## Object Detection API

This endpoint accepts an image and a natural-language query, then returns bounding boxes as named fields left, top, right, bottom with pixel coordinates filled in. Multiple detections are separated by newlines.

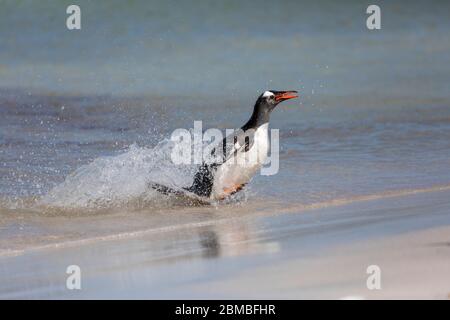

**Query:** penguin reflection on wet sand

left=153, top=90, right=298, bottom=202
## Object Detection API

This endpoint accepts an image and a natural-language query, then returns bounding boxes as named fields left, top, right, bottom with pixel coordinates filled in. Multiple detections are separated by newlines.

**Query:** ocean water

left=1, top=1, right=450, bottom=250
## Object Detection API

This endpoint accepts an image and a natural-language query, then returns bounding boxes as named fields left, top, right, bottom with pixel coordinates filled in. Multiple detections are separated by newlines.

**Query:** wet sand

left=1, top=188, right=450, bottom=299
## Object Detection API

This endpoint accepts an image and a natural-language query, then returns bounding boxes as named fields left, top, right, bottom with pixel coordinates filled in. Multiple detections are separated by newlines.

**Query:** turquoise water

left=1, top=0, right=449, bottom=98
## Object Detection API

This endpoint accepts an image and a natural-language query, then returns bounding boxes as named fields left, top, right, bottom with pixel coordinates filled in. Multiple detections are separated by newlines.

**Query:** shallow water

left=1, top=1, right=450, bottom=251
left=2, top=188, right=450, bottom=298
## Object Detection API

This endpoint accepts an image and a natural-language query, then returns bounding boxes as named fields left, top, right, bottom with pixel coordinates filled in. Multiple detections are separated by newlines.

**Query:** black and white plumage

left=185, top=90, right=298, bottom=200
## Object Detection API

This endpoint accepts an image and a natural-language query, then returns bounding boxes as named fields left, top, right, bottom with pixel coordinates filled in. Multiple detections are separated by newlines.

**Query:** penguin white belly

left=211, top=124, right=269, bottom=200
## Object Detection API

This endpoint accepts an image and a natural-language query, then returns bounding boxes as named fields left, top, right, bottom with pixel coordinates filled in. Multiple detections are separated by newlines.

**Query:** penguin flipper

left=150, top=182, right=212, bottom=205
left=150, top=182, right=186, bottom=197
left=207, top=129, right=255, bottom=165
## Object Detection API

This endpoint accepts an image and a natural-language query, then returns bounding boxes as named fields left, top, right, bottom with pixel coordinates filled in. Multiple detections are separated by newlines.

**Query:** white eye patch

left=262, top=91, right=274, bottom=98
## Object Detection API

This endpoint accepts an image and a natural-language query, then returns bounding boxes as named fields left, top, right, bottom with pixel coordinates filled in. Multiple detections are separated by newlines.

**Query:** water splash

left=39, top=140, right=198, bottom=209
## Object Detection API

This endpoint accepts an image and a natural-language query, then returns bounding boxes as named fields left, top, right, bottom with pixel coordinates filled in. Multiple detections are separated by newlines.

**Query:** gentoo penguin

left=185, top=90, right=298, bottom=200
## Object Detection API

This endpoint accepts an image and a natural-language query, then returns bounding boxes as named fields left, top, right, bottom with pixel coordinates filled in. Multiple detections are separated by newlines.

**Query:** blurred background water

left=1, top=0, right=450, bottom=209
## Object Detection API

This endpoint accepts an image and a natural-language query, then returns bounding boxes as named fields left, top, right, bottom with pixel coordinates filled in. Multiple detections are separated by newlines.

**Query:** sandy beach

left=1, top=187, right=449, bottom=299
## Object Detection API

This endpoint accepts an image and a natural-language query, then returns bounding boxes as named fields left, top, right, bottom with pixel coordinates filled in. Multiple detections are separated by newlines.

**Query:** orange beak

left=274, top=91, right=299, bottom=102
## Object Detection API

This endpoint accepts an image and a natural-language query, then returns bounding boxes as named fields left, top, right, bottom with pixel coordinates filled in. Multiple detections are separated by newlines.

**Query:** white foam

left=40, top=140, right=197, bottom=209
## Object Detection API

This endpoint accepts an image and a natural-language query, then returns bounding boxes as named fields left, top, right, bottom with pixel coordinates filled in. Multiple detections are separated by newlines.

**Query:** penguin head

left=256, top=90, right=298, bottom=113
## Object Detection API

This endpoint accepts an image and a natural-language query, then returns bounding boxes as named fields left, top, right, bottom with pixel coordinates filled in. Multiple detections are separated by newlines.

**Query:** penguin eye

left=270, top=95, right=275, bottom=100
